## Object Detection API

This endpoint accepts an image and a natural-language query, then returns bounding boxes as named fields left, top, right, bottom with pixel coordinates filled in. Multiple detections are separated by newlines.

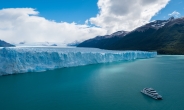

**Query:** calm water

left=0, top=55, right=184, bottom=110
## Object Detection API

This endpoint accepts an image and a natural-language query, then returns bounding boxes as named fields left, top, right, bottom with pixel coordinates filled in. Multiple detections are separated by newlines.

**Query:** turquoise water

left=0, top=55, right=184, bottom=110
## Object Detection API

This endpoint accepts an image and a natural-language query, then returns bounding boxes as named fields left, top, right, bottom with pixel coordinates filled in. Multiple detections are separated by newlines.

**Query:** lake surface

left=0, top=55, right=184, bottom=110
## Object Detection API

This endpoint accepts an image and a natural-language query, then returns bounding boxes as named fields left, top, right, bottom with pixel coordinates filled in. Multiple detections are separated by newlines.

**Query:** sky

left=0, top=0, right=184, bottom=44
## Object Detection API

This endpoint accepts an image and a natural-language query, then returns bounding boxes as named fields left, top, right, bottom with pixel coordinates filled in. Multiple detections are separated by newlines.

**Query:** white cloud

left=0, top=8, right=106, bottom=44
left=0, top=0, right=170, bottom=44
left=90, top=0, right=170, bottom=33
left=168, top=11, right=181, bottom=17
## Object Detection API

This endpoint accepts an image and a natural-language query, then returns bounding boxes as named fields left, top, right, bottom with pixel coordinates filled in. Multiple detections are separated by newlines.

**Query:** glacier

left=0, top=47, right=157, bottom=75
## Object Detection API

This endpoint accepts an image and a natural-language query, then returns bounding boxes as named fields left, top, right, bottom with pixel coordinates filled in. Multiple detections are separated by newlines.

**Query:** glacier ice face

left=0, top=47, right=157, bottom=75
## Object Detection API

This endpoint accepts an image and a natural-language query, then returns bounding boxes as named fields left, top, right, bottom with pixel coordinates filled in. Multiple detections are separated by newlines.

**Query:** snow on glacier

left=0, top=47, right=157, bottom=75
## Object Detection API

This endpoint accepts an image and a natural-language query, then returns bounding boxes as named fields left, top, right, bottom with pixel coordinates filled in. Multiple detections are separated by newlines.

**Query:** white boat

left=141, top=88, right=162, bottom=100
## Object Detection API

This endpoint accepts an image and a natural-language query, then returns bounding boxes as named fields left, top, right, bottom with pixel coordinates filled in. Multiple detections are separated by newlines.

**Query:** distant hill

left=67, top=41, right=81, bottom=46
left=78, top=17, right=184, bottom=55
left=16, top=42, right=65, bottom=47
left=0, top=40, right=15, bottom=47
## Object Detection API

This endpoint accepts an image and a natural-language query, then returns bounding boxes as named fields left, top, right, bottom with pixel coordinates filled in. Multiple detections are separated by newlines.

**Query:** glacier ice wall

left=0, top=47, right=157, bottom=75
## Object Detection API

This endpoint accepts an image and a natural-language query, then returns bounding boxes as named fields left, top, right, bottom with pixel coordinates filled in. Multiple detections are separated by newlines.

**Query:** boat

left=141, top=88, right=162, bottom=100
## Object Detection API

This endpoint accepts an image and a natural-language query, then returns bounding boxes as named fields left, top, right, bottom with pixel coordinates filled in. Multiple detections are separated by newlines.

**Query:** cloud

left=0, top=0, right=170, bottom=44
left=90, top=0, right=170, bottom=33
left=0, top=8, right=106, bottom=44
left=168, top=11, right=181, bottom=17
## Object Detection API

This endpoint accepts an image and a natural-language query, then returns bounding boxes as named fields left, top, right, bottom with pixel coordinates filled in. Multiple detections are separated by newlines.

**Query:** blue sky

left=0, top=0, right=98, bottom=23
left=152, top=0, right=184, bottom=20
left=0, top=0, right=183, bottom=23
left=0, top=0, right=183, bottom=44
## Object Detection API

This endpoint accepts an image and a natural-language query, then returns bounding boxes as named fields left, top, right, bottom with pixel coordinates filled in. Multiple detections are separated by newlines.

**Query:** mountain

left=78, top=17, right=184, bottom=55
left=0, top=40, right=15, bottom=47
left=133, top=17, right=174, bottom=32
left=67, top=41, right=81, bottom=46
left=77, top=31, right=129, bottom=49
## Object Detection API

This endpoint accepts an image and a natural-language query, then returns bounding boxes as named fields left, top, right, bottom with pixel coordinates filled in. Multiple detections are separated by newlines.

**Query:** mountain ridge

left=0, top=40, right=15, bottom=47
left=78, top=17, right=184, bottom=55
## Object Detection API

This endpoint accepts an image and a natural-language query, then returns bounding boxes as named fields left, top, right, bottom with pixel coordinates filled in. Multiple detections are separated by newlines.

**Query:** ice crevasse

left=0, top=47, right=157, bottom=75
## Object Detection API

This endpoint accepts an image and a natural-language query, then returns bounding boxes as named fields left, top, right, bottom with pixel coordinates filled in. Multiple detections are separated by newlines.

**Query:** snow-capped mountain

left=78, top=16, right=184, bottom=54
left=106, top=31, right=129, bottom=38
left=95, top=31, right=129, bottom=40
left=77, top=30, right=129, bottom=48
left=133, top=17, right=175, bottom=32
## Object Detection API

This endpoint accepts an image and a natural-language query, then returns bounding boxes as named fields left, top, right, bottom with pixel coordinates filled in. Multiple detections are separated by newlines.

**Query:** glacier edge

left=0, top=47, right=157, bottom=75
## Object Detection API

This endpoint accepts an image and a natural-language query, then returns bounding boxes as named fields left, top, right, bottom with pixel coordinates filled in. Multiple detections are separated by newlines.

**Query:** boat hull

left=141, top=91, right=162, bottom=100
